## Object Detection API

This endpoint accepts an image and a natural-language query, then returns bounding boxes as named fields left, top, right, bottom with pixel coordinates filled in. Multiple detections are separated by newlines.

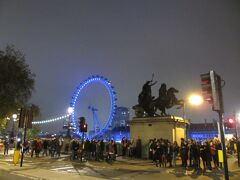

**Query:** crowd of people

left=148, top=137, right=240, bottom=172
left=1, top=136, right=64, bottom=158
left=1, top=136, right=142, bottom=164
left=1, top=135, right=240, bottom=169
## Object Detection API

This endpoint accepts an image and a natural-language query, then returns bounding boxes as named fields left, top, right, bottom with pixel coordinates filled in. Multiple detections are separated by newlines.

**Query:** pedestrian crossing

left=50, top=165, right=87, bottom=174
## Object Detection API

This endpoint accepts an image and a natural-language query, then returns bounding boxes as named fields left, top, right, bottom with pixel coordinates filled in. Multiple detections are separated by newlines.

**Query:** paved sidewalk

left=1, top=151, right=240, bottom=180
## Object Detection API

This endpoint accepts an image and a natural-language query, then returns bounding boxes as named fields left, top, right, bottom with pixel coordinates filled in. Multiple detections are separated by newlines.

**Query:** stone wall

left=130, top=116, right=188, bottom=159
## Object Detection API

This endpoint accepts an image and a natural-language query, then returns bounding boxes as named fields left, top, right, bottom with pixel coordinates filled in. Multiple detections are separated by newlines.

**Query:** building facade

left=187, top=122, right=234, bottom=141
left=111, top=106, right=130, bottom=128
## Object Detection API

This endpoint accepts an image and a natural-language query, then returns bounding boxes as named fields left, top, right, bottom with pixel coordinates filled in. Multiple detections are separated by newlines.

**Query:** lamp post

left=11, top=114, right=17, bottom=138
left=182, top=94, right=203, bottom=139
left=66, top=107, right=73, bottom=138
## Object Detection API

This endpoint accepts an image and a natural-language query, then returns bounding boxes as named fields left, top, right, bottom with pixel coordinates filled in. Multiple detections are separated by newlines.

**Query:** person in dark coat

left=172, top=141, right=179, bottom=167
left=136, top=137, right=142, bottom=158
left=180, top=138, right=188, bottom=168
left=154, top=141, right=161, bottom=167
left=3, top=139, right=9, bottom=155
left=161, top=140, right=168, bottom=168
left=31, top=139, right=37, bottom=157
left=113, top=141, right=118, bottom=160
left=71, top=139, right=79, bottom=160
left=151, top=139, right=157, bottom=162
left=205, top=141, right=212, bottom=170
left=166, top=142, right=173, bottom=167
left=200, top=141, right=212, bottom=172
left=42, top=139, right=49, bottom=156
left=100, top=140, right=105, bottom=160
left=191, top=140, right=200, bottom=170
left=84, top=139, right=90, bottom=160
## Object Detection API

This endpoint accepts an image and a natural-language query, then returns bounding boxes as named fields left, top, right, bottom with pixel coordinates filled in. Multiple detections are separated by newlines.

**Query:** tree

left=26, top=126, right=41, bottom=140
left=0, top=45, right=35, bottom=119
left=0, top=117, right=8, bottom=133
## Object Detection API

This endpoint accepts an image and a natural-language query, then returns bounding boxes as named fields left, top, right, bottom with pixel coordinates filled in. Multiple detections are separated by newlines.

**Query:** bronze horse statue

left=153, top=84, right=183, bottom=116
left=133, top=80, right=183, bottom=118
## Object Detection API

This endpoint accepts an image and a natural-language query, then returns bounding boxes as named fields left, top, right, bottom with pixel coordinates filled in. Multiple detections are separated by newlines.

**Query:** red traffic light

left=228, top=118, right=234, bottom=124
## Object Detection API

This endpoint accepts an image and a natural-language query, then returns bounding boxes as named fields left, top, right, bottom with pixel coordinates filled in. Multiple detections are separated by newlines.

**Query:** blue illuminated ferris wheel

left=70, top=75, right=117, bottom=139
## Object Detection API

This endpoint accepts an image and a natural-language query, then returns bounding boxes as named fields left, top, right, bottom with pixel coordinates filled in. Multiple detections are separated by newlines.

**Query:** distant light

left=12, top=114, right=17, bottom=119
left=17, top=138, right=21, bottom=142
left=32, top=114, right=70, bottom=124
left=228, top=118, right=234, bottom=124
left=237, top=113, right=240, bottom=122
left=188, top=94, right=203, bottom=106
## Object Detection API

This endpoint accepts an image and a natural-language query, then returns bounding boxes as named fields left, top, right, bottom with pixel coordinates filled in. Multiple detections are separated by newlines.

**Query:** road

left=0, top=169, right=33, bottom=180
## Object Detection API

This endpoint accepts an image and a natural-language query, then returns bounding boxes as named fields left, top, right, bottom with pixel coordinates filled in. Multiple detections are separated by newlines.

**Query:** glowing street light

left=67, top=107, right=73, bottom=115
left=12, top=114, right=17, bottom=121
left=182, top=94, right=203, bottom=119
left=188, top=94, right=203, bottom=106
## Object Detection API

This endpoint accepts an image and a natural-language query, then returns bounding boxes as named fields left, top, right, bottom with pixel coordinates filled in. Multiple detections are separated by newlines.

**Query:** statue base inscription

left=130, top=116, right=189, bottom=159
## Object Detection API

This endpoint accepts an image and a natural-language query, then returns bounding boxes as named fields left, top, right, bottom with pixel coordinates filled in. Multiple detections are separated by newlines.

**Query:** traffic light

left=200, top=72, right=212, bottom=102
left=79, top=117, right=87, bottom=132
left=200, top=70, right=223, bottom=112
left=19, top=108, right=26, bottom=128
left=83, top=123, right=88, bottom=132
left=224, top=118, right=235, bottom=129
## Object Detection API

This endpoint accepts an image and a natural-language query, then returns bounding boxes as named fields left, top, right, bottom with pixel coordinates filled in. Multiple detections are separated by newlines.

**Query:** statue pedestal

left=130, top=116, right=188, bottom=159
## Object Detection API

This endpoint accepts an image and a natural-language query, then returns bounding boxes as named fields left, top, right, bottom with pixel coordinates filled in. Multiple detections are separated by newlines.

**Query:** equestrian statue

left=133, top=76, right=183, bottom=118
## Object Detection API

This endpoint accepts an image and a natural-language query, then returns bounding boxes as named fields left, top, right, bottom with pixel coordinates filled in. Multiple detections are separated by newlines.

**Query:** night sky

left=1, top=0, right=240, bottom=132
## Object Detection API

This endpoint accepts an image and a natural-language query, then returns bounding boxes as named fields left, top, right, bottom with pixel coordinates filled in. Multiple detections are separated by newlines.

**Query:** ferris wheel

left=69, top=75, right=117, bottom=139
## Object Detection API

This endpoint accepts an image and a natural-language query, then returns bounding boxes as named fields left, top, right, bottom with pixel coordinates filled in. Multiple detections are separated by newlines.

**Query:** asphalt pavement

left=0, top=169, right=33, bottom=180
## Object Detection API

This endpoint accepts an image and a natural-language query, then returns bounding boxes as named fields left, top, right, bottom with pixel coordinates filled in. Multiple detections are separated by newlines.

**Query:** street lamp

left=11, top=114, right=17, bottom=139
left=188, top=94, right=203, bottom=106
left=65, top=107, right=74, bottom=139
left=182, top=94, right=203, bottom=119
left=67, top=107, right=73, bottom=115
left=12, top=114, right=17, bottom=121
left=181, top=94, right=203, bottom=141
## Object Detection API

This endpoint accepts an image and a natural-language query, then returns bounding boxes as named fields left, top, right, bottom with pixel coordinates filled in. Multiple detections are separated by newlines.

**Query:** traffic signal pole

left=201, top=70, right=229, bottom=180
left=218, top=111, right=229, bottom=180
left=81, top=132, right=84, bottom=162
left=20, top=124, right=27, bottom=167
left=234, top=112, right=238, bottom=139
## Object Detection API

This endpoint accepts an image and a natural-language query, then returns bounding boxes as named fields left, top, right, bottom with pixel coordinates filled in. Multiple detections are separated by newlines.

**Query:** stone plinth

left=130, top=116, right=188, bottom=159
